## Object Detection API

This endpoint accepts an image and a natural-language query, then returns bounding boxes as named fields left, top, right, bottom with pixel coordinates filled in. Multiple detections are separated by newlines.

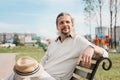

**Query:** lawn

left=0, top=46, right=120, bottom=80
left=0, top=46, right=45, bottom=61
left=94, top=53, right=120, bottom=80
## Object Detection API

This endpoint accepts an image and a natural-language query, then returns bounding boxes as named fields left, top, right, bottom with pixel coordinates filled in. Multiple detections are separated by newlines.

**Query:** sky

left=0, top=0, right=120, bottom=39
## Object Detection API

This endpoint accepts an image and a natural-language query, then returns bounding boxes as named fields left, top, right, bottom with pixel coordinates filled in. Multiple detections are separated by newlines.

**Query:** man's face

left=57, top=15, right=73, bottom=36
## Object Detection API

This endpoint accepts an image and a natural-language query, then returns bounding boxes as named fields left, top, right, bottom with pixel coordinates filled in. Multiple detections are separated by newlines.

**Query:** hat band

left=14, top=65, right=40, bottom=76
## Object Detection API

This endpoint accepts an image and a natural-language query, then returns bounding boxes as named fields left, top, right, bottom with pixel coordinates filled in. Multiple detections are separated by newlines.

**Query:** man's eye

left=66, top=21, right=70, bottom=23
left=60, top=22, right=64, bottom=24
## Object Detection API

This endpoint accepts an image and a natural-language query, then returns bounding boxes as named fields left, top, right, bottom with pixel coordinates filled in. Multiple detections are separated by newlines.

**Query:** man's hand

left=77, top=46, right=94, bottom=66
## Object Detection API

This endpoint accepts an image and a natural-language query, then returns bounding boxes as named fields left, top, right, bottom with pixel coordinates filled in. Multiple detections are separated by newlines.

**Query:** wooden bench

left=71, top=54, right=112, bottom=80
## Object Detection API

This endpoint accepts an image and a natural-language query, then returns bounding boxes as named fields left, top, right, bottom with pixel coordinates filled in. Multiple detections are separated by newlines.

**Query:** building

left=0, top=33, right=37, bottom=45
left=108, top=26, right=120, bottom=41
left=95, top=27, right=109, bottom=36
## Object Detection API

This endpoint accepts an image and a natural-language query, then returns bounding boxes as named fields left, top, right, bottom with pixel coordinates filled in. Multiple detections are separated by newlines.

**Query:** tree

left=13, top=34, right=21, bottom=46
left=83, top=0, right=105, bottom=34
left=109, top=0, right=120, bottom=48
left=2, top=39, right=7, bottom=44
left=83, top=0, right=96, bottom=41
left=109, top=0, right=114, bottom=48
left=98, top=0, right=103, bottom=34
left=93, top=0, right=104, bottom=34
left=114, top=0, right=120, bottom=48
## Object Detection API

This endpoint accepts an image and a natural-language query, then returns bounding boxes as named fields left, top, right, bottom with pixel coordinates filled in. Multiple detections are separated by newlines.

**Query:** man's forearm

left=94, top=46, right=108, bottom=57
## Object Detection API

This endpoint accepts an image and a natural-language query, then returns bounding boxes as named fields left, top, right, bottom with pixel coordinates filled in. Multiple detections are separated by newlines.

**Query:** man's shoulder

left=74, top=35, right=85, bottom=40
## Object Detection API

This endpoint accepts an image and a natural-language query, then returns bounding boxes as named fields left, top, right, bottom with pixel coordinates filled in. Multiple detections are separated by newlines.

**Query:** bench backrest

left=71, top=54, right=112, bottom=80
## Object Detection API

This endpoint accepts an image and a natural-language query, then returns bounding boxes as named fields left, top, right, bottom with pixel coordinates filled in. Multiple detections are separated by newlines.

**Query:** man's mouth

left=61, top=29, right=70, bottom=36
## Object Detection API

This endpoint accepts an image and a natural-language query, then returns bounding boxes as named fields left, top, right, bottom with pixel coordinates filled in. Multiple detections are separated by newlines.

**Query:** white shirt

left=40, top=35, right=94, bottom=80
left=3, top=71, right=56, bottom=80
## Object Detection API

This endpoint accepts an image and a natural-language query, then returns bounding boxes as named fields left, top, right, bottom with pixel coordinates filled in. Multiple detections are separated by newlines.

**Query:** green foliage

left=36, top=40, right=41, bottom=46
left=35, top=40, right=48, bottom=51
left=83, top=0, right=95, bottom=12
left=2, top=39, right=7, bottom=44
left=13, top=34, right=24, bottom=46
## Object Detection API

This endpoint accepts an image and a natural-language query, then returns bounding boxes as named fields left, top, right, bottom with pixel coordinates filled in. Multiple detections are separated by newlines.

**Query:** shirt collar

left=55, top=33, right=76, bottom=42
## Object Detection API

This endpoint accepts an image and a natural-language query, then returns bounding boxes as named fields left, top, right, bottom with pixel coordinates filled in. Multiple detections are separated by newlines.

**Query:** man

left=40, top=12, right=108, bottom=80
left=4, top=12, right=108, bottom=80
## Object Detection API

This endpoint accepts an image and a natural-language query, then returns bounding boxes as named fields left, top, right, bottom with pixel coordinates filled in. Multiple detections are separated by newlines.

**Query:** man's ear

left=72, top=23, right=74, bottom=27
left=56, top=26, right=59, bottom=30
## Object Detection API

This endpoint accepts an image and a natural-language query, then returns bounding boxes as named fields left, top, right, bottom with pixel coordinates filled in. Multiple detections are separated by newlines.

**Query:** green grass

left=94, top=53, right=120, bottom=80
left=0, top=46, right=120, bottom=80
left=0, top=46, right=45, bottom=61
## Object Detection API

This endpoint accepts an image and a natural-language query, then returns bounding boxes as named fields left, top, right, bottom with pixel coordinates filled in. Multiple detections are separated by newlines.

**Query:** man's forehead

left=58, top=15, right=71, bottom=21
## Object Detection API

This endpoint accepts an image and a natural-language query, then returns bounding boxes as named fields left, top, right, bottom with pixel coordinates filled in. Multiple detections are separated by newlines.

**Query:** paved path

left=0, top=53, right=16, bottom=80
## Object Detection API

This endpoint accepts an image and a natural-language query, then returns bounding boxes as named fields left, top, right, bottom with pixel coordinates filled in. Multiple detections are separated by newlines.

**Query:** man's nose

left=63, top=22, right=67, bottom=26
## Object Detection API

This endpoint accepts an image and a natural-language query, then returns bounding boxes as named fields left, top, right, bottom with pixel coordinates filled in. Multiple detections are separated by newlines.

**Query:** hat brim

left=14, top=64, right=44, bottom=78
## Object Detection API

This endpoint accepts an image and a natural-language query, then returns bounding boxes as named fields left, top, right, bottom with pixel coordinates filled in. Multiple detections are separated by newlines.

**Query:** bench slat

left=74, top=68, right=91, bottom=79
left=71, top=56, right=112, bottom=80
left=79, top=61, right=96, bottom=70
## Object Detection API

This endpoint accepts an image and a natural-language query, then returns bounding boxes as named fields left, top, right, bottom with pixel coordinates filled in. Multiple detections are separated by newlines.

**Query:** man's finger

left=82, top=55, right=91, bottom=66
left=77, top=54, right=82, bottom=65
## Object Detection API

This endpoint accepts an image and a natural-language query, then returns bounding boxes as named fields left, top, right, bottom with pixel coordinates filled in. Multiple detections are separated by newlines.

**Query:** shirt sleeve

left=77, top=36, right=94, bottom=52
left=40, top=43, right=52, bottom=66
left=40, top=51, right=49, bottom=66
left=102, top=49, right=108, bottom=57
left=78, top=36, right=108, bottom=57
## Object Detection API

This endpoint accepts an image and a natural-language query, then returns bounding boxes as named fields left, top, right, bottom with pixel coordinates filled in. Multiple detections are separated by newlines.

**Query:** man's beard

left=57, top=28, right=74, bottom=36
left=61, top=30, right=70, bottom=36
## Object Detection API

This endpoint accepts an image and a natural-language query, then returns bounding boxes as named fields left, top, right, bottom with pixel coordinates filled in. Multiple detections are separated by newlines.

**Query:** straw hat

left=14, top=56, right=44, bottom=78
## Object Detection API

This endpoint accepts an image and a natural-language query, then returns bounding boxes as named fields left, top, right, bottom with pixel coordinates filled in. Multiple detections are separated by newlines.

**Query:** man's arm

left=77, top=46, right=94, bottom=66
left=40, top=53, right=49, bottom=66
left=77, top=45, right=108, bottom=66
left=94, top=46, right=108, bottom=57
